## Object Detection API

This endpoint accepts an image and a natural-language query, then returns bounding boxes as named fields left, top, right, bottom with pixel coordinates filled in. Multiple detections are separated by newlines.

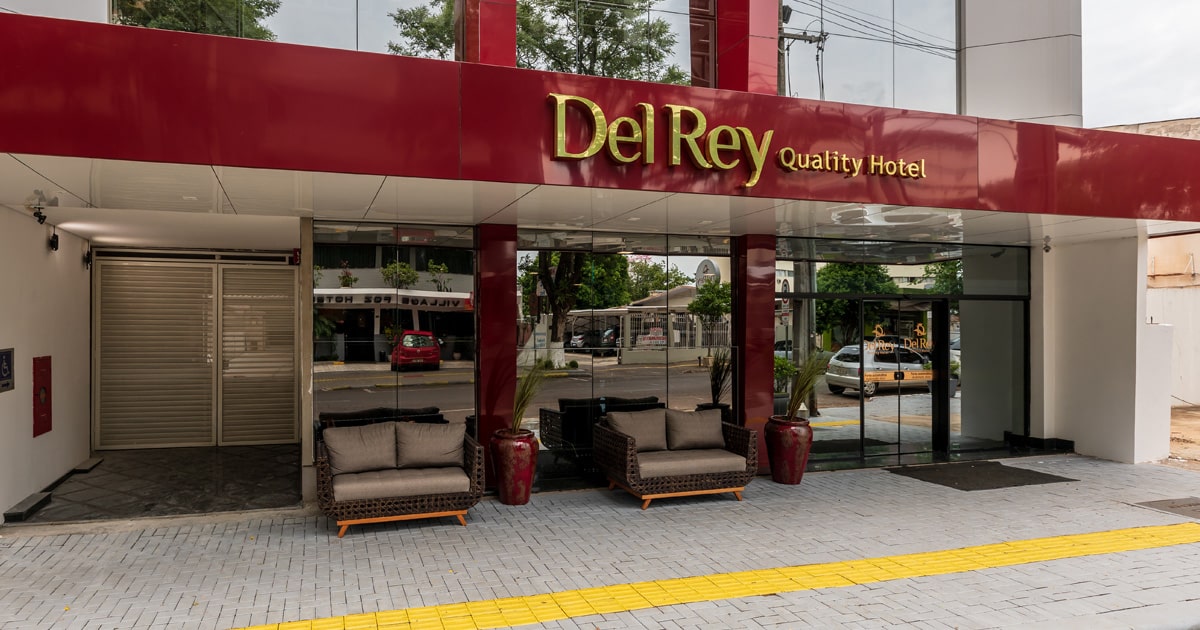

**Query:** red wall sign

left=33, top=356, right=51, bottom=437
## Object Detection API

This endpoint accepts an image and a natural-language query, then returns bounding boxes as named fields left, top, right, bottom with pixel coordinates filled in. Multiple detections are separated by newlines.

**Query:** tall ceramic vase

left=489, top=429, right=538, bottom=505
left=764, top=416, right=814, bottom=485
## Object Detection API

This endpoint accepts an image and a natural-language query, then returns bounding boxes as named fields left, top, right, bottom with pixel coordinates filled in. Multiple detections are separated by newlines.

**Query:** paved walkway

left=3, top=454, right=1200, bottom=629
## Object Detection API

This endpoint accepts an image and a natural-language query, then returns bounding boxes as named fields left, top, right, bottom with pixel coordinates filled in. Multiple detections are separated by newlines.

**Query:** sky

left=1082, top=0, right=1200, bottom=127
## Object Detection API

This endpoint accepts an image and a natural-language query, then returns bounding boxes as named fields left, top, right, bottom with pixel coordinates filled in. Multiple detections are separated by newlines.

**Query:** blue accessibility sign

left=0, top=348, right=13, bottom=393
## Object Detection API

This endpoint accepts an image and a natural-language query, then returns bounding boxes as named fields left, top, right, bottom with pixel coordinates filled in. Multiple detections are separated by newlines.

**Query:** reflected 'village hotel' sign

left=548, top=93, right=928, bottom=188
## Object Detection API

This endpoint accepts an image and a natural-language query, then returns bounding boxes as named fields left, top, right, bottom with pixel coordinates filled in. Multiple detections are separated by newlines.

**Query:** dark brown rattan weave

left=316, top=435, right=484, bottom=534
left=593, top=420, right=757, bottom=505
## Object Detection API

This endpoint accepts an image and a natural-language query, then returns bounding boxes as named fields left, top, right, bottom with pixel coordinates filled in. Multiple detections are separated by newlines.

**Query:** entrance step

left=73, top=457, right=104, bottom=473
left=4, top=492, right=50, bottom=522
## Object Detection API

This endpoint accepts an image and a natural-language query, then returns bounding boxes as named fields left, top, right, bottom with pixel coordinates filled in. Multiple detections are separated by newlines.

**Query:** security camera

left=1042, top=236, right=1052, bottom=253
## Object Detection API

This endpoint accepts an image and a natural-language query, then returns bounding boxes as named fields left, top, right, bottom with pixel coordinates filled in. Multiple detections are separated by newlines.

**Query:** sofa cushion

left=636, top=449, right=747, bottom=478
left=396, top=422, right=465, bottom=468
left=607, top=408, right=667, bottom=452
left=331, top=467, right=470, bottom=502
left=666, top=408, right=725, bottom=450
left=323, top=422, right=397, bottom=476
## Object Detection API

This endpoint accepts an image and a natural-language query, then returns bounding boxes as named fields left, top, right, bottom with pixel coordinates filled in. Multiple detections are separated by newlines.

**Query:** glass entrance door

left=860, top=300, right=935, bottom=458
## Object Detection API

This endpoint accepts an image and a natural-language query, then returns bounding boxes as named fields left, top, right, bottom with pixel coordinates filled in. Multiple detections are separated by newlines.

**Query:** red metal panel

left=733, top=236, right=775, bottom=473
left=478, top=0, right=517, bottom=66
left=0, top=14, right=462, bottom=179
left=7, top=14, right=1200, bottom=222
left=715, top=0, right=778, bottom=94
left=474, top=224, right=517, bottom=485
left=33, top=356, right=51, bottom=438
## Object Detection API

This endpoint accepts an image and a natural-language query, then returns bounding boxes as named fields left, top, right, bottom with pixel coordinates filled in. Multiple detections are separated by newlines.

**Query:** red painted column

left=734, top=234, right=776, bottom=473
left=455, top=0, right=517, bottom=66
left=475, top=224, right=518, bottom=485
left=715, top=0, right=779, bottom=94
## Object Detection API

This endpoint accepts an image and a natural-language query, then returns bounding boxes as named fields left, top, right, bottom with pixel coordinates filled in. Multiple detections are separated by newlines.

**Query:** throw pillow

left=666, top=408, right=725, bottom=450
left=396, top=422, right=465, bottom=468
left=324, top=422, right=397, bottom=476
left=606, top=408, right=668, bottom=452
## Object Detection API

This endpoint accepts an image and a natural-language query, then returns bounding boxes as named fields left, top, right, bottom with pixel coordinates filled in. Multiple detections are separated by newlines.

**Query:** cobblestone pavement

left=3, top=454, right=1200, bottom=629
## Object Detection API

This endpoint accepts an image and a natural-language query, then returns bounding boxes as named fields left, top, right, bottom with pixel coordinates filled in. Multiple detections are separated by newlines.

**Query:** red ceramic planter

left=489, top=429, right=538, bottom=505
left=764, top=416, right=814, bottom=485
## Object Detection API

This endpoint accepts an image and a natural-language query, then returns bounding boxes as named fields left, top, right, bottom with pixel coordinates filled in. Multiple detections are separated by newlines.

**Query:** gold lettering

left=664, top=104, right=712, bottom=168
left=739, top=128, right=773, bottom=187
left=549, top=93, right=606, bottom=160
left=849, top=157, right=863, bottom=177
left=637, top=102, right=655, bottom=164
left=707, top=125, right=741, bottom=170
left=777, top=146, right=798, bottom=172
left=869, top=154, right=884, bottom=174
left=918, top=159, right=926, bottom=178
left=606, top=116, right=642, bottom=164
left=905, top=162, right=920, bottom=178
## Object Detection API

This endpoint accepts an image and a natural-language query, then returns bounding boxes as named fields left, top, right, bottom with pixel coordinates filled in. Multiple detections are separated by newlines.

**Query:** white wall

left=1043, top=236, right=1170, bottom=462
left=0, top=210, right=91, bottom=519
left=959, top=0, right=1083, bottom=126
left=1147, top=288, right=1200, bottom=406
left=1, top=0, right=107, bottom=22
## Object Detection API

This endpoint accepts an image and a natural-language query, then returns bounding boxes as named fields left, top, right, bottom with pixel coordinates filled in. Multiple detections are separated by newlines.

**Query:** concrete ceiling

left=3, top=153, right=1198, bottom=252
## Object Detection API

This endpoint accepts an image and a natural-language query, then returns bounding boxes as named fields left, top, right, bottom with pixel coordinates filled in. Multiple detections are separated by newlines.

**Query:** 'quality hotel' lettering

left=549, top=92, right=928, bottom=187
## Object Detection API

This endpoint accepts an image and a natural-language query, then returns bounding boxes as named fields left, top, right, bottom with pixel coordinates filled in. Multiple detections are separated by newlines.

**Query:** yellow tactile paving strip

left=237, top=522, right=1200, bottom=630
left=809, top=419, right=859, bottom=428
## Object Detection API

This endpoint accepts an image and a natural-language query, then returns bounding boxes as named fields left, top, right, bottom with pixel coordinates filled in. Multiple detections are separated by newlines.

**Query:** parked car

left=390, top=330, right=441, bottom=371
left=774, top=339, right=793, bottom=360
left=569, top=333, right=586, bottom=349
left=593, top=327, right=620, bottom=356
left=825, top=344, right=928, bottom=396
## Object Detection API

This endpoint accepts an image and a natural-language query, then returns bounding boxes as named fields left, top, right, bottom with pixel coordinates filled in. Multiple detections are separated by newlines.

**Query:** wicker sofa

left=593, top=407, right=757, bottom=509
left=316, top=406, right=445, bottom=438
left=316, top=421, right=483, bottom=537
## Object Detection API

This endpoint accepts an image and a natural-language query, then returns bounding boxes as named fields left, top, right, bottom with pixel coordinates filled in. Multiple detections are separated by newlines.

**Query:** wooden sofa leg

left=337, top=524, right=350, bottom=538
left=641, top=498, right=652, bottom=510
left=733, top=491, right=743, bottom=502
left=456, top=514, right=467, bottom=526
left=608, top=480, right=617, bottom=490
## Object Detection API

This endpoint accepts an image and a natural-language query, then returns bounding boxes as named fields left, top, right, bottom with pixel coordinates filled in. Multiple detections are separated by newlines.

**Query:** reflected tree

left=112, top=0, right=280, bottom=39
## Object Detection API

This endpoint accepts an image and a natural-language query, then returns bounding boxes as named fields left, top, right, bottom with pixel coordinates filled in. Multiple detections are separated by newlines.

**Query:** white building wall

left=1046, top=236, right=1168, bottom=462
left=959, top=0, right=1083, bottom=126
left=0, top=210, right=91, bottom=518
left=1147, top=288, right=1200, bottom=406
left=1, top=0, right=107, bottom=21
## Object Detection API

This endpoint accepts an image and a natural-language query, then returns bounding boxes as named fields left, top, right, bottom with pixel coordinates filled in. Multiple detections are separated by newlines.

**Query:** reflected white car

left=825, top=344, right=928, bottom=396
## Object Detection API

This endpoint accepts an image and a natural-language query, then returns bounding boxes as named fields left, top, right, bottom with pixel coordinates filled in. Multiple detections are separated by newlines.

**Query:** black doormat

left=885, top=460, right=1076, bottom=491
left=811, top=438, right=890, bottom=454
left=1137, top=497, right=1200, bottom=519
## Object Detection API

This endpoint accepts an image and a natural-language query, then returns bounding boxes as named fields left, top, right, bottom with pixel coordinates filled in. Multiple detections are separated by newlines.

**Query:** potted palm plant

left=696, top=348, right=733, bottom=423
left=764, top=351, right=825, bottom=485
left=489, top=362, right=546, bottom=505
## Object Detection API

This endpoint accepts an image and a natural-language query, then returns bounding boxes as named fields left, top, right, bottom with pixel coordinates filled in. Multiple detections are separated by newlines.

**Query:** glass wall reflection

left=312, top=223, right=476, bottom=455
left=518, top=230, right=732, bottom=489
left=782, top=0, right=957, bottom=112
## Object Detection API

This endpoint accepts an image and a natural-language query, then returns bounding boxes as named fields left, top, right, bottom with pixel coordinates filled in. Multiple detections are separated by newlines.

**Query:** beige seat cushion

left=396, top=422, right=465, bottom=468
left=332, top=467, right=470, bottom=502
left=323, top=422, right=397, bottom=476
left=607, top=408, right=668, bottom=452
left=666, top=408, right=725, bottom=450
left=636, top=449, right=746, bottom=478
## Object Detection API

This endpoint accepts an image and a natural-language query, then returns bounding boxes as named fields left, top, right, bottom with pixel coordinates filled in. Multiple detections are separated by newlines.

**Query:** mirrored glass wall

left=311, top=223, right=476, bottom=450
left=776, top=237, right=1029, bottom=465
left=517, top=230, right=734, bottom=488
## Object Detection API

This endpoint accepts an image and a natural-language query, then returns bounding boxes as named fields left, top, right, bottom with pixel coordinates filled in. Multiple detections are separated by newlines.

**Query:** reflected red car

left=390, top=330, right=441, bottom=371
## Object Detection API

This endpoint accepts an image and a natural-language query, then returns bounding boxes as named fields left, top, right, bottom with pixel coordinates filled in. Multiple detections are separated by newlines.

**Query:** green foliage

left=512, top=363, right=547, bottom=432
left=112, top=0, right=280, bottom=40
left=313, top=309, right=336, bottom=339
left=783, top=352, right=826, bottom=421
left=814, top=264, right=899, bottom=345
left=773, top=355, right=796, bottom=393
left=687, top=281, right=731, bottom=352
left=708, top=348, right=733, bottom=405
left=922, top=260, right=962, bottom=295
left=389, top=0, right=688, bottom=84
left=427, top=261, right=451, bottom=292
left=338, top=260, right=358, bottom=288
left=540, top=358, right=556, bottom=370
left=567, top=359, right=579, bottom=369
left=381, top=261, right=419, bottom=289
left=627, top=255, right=690, bottom=302
left=574, top=255, right=630, bottom=309
left=312, top=265, right=324, bottom=288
